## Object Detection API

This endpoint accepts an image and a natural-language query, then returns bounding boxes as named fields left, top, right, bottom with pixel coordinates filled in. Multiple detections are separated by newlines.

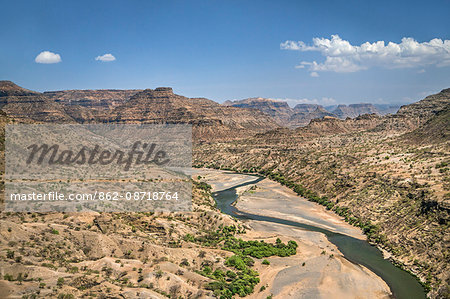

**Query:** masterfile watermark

left=26, top=141, right=170, bottom=170
left=4, top=124, right=192, bottom=212
left=9, top=190, right=181, bottom=202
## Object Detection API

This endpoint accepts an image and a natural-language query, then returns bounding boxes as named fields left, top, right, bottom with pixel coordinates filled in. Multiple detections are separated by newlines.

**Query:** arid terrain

left=0, top=80, right=448, bottom=298
left=196, top=168, right=392, bottom=299
left=194, top=89, right=450, bottom=298
left=0, top=179, right=269, bottom=298
left=223, top=97, right=397, bottom=128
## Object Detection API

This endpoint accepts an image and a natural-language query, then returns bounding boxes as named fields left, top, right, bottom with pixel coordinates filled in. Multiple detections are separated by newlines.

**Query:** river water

left=211, top=173, right=426, bottom=299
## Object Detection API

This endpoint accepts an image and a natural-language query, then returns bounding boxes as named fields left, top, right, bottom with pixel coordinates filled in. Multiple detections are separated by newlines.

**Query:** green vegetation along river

left=211, top=173, right=426, bottom=299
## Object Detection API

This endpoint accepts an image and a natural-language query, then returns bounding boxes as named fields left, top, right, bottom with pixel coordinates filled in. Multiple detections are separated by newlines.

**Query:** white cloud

left=310, top=72, right=319, bottom=77
left=35, top=51, right=62, bottom=64
left=95, top=53, right=116, bottom=62
left=281, top=35, right=450, bottom=75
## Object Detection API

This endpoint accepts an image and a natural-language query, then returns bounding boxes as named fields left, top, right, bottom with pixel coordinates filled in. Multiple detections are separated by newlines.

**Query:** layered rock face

left=289, top=105, right=337, bottom=127
left=109, top=88, right=279, bottom=141
left=293, top=104, right=322, bottom=113
left=224, top=98, right=385, bottom=128
left=374, top=104, right=401, bottom=115
left=404, top=107, right=450, bottom=144
left=396, top=88, right=450, bottom=122
left=299, top=113, right=383, bottom=136
left=224, top=98, right=338, bottom=128
left=302, top=90, right=450, bottom=135
left=0, top=82, right=279, bottom=141
left=375, top=88, right=450, bottom=132
left=0, top=80, right=38, bottom=98
left=44, top=89, right=141, bottom=110
left=0, top=81, right=74, bottom=123
left=332, top=103, right=380, bottom=119
left=223, top=97, right=293, bottom=126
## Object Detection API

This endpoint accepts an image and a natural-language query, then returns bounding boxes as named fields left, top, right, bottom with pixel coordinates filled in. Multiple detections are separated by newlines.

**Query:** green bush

left=183, top=234, right=195, bottom=242
left=222, top=236, right=298, bottom=258
left=194, top=225, right=297, bottom=298
left=195, top=181, right=212, bottom=191
left=57, top=277, right=64, bottom=287
left=6, top=250, right=14, bottom=259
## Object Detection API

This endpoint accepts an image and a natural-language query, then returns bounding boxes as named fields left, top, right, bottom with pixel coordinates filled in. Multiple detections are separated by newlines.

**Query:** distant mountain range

left=0, top=81, right=279, bottom=141
left=324, top=104, right=401, bottom=116
left=44, top=89, right=142, bottom=110
left=224, top=97, right=401, bottom=128
left=0, top=80, right=442, bottom=138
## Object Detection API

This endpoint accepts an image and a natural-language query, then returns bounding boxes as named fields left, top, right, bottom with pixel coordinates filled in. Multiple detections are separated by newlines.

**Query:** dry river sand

left=197, top=169, right=392, bottom=299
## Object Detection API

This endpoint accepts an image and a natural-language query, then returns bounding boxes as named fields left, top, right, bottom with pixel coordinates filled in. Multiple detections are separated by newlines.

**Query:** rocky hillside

left=224, top=97, right=388, bottom=128
left=403, top=106, right=450, bottom=144
left=223, top=97, right=294, bottom=126
left=194, top=89, right=450, bottom=298
left=0, top=81, right=74, bottom=123
left=289, top=105, right=337, bottom=127
left=332, top=103, right=380, bottom=119
left=0, top=179, right=275, bottom=298
left=374, top=104, right=401, bottom=115
left=44, top=89, right=141, bottom=110
left=370, top=88, right=450, bottom=134
left=0, top=83, right=279, bottom=142
left=292, top=104, right=322, bottom=113
left=396, top=88, right=450, bottom=123
left=224, top=98, right=337, bottom=128
left=108, top=88, right=279, bottom=141
left=299, top=114, right=384, bottom=136
left=0, top=81, right=38, bottom=97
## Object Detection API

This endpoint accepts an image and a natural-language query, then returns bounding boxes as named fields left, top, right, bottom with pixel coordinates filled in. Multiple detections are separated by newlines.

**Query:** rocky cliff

left=332, top=103, right=380, bottom=119
left=289, top=105, right=337, bottom=127
left=396, top=88, right=450, bottom=122
left=44, top=89, right=141, bottom=110
left=223, top=97, right=293, bottom=126
left=109, top=88, right=279, bottom=141
left=374, top=104, right=401, bottom=115
left=0, top=83, right=279, bottom=141
left=0, top=81, right=74, bottom=123
left=402, top=104, right=450, bottom=144
left=224, top=98, right=338, bottom=128
left=0, top=80, right=38, bottom=98
left=224, top=98, right=386, bottom=128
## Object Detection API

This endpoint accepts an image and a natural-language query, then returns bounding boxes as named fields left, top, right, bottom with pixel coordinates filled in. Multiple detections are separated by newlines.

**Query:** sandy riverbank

left=197, top=169, right=392, bottom=299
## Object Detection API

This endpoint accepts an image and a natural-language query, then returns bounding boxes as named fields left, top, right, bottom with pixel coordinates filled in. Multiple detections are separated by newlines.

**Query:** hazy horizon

left=3, top=79, right=421, bottom=108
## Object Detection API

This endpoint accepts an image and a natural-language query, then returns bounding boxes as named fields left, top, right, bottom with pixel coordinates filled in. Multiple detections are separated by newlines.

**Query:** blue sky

left=1, top=0, right=449, bottom=106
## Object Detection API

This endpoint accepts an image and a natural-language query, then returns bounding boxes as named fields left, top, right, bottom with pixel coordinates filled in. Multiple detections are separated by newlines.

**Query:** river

left=210, top=172, right=426, bottom=299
